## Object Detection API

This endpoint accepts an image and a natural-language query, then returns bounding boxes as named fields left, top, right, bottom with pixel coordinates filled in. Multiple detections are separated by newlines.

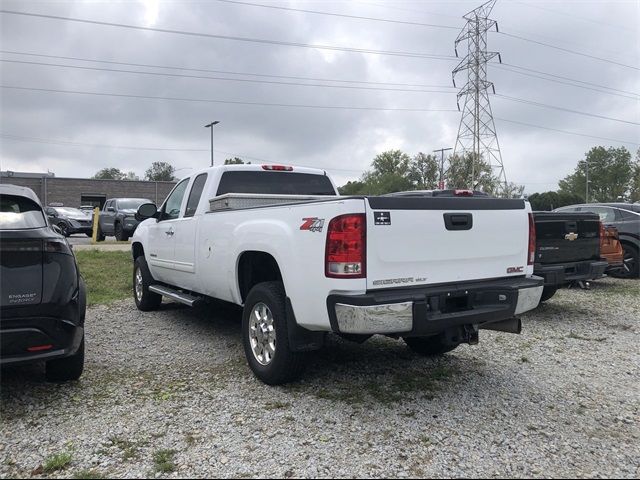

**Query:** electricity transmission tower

left=452, top=0, right=507, bottom=193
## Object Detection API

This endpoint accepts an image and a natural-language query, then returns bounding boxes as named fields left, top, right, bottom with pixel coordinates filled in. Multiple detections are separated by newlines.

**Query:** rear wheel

left=242, top=281, right=306, bottom=385
left=613, top=245, right=639, bottom=279
left=404, top=334, right=460, bottom=356
left=46, top=338, right=84, bottom=382
left=540, top=286, right=558, bottom=302
left=115, top=222, right=129, bottom=241
left=133, top=256, right=162, bottom=311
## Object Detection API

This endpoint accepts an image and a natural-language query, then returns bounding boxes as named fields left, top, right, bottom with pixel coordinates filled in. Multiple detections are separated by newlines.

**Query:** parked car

left=0, top=184, right=86, bottom=381
left=598, top=224, right=624, bottom=274
left=532, top=211, right=608, bottom=302
left=97, top=198, right=152, bottom=241
left=44, top=206, right=93, bottom=237
left=131, top=165, right=543, bottom=385
left=554, top=203, right=640, bottom=278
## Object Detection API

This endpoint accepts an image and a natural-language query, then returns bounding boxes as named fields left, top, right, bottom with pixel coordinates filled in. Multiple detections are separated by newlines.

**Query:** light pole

left=433, top=147, right=453, bottom=190
left=204, top=121, right=220, bottom=166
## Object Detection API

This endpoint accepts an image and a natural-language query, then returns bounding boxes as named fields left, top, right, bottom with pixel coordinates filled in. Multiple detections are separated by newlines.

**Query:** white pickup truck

left=131, top=164, right=543, bottom=384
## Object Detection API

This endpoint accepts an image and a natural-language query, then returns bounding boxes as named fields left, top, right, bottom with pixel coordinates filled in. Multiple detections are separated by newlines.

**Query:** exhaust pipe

left=480, top=317, right=521, bottom=334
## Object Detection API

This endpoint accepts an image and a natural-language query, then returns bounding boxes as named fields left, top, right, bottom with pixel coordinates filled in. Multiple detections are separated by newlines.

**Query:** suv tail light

left=325, top=214, right=366, bottom=278
left=528, top=213, right=536, bottom=265
left=45, top=238, right=73, bottom=255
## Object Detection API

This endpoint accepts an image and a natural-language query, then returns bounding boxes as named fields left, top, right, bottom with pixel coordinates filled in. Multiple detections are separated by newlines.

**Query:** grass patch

left=153, top=449, right=176, bottom=473
left=73, top=469, right=105, bottom=479
left=75, top=250, right=132, bottom=305
left=43, top=451, right=73, bottom=473
left=567, top=331, right=608, bottom=342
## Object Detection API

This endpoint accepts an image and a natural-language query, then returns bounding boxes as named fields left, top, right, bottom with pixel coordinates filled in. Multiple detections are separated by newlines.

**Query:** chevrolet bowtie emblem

left=565, top=232, right=578, bottom=241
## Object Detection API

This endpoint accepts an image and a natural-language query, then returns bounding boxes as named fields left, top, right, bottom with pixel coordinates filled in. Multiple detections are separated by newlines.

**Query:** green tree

left=409, top=152, right=439, bottom=190
left=92, top=168, right=126, bottom=180
left=125, top=171, right=140, bottom=181
left=445, top=153, right=498, bottom=193
left=338, top=180, right=367, bottom=195
left=630, top=148, right=640, bottom=203
left=360, top=150, right=413, bottom=195
left=224, top=157, right=245, bottom=165
left=527, top=191, right=584, bottom=211
left=145, top=162, right=175, bottom=181
left=559, top=146, right=633, bottom=202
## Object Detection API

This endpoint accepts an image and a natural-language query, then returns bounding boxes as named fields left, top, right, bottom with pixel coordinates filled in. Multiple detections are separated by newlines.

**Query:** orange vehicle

left=600, top=223, right=624, bottom=274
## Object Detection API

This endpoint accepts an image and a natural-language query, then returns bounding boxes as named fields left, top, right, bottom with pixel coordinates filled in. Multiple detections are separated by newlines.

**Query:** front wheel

left=404, top=334, right=460, bottom=356
left=115, top=222, right=129, bottom=242
left=133, top=256, right=162, bottom=311
left=242, top=281, right=306, bottom=385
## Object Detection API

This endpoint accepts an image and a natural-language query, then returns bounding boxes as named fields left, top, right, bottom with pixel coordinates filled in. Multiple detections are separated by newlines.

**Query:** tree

left=502, top=182, right=525, bottom=199
left=125, top=171, right=140, bottom=181
left=630, top=148, right=640, bottom=203
left=360, top=150, right=414, bottom=195
left=92, top=168, right=126, bottom=180
left=559, top=146, right=634, bottom=202
left=145, top=162, right=175, bottom=181
left=408, top=152, right=439, bottom=190
left=527, top=191, right=584, bottom=211
left=338, top=180, right=367, bottom=196
left=445, top=153, right=498, bottom=193
left=224, top=157, right=245, bottom=165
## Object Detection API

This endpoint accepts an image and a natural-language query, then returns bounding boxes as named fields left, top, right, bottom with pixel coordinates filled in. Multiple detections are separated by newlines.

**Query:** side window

left=584, top=207, right=615, bottom=223
left=104, top=200, right=112, bottom=211
left=184, top=174, right=208, bottom=218
left=161, top=179, right=189, bottom=221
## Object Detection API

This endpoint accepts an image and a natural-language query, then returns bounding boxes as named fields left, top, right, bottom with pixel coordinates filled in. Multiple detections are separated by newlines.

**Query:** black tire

left=404, top=333, right=460, bottom=356
left=133, top=256, right=162, bottom=311
left=242, top=281, right=306, bottom=385
left=540, top=286, right=558, bottom=302
left=85, top=232, right=93, bottom=237
left=613, top=245, right=639, bottom=279
left=96, top=224, right=106, bottom=242
left=57, top=222, right=69, bottom=237
left=46, top=338, right=85, bottom=382
left=115, top=222, right=129, bottom=242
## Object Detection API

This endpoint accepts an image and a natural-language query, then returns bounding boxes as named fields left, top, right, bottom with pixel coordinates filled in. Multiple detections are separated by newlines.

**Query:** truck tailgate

left=365, top=196, right=529, bottom=290
left=533, top=212, right=600, bottom=264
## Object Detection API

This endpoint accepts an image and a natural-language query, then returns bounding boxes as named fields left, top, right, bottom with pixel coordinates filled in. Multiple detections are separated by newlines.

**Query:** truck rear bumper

left=534, top=260, right=608, bottom=286
left=326, top=276, right=543, bottom=336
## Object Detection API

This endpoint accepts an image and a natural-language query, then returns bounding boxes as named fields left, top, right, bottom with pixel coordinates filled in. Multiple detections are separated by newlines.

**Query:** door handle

left=165, top=227, right=174, bottom=236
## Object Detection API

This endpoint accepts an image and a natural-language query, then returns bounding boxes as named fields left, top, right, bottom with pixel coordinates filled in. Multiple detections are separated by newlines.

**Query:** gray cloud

left=0, top=0, right=638, bottom=193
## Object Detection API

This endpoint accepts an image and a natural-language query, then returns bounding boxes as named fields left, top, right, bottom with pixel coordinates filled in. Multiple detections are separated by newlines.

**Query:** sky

left=0, top=0, right=638, bottom=193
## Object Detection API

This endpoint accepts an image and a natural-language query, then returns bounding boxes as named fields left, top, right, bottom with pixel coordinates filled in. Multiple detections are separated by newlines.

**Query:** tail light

left=528, top=213, right=536, bottom=265
left=599, top=221, right=606, bottom=251
left=325, top=214, right=366, bottom=278
left=45, top=238, right=73, bottom=255
left=262, top=165, right=293, bottom=171
left=454, top=189, right=474, bottom=196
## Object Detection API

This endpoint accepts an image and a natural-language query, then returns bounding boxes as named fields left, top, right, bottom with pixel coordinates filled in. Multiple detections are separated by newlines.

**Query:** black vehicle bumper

left=326, top=276, right=544, bottom=336
left=534, top=260, right=608, bottom=286
left=0, top=317, right=84, bottom=366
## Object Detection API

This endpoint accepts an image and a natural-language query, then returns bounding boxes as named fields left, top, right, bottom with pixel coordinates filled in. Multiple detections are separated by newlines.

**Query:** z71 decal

left=300, top=217, right=325, bottom=232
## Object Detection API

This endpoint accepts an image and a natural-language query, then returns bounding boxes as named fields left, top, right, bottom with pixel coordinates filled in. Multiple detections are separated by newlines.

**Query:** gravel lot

left=1, top=277, right=638, bottom=478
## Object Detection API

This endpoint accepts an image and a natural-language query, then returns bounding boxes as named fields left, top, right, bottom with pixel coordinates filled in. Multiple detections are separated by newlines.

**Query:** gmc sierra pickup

left=131, top=165, right=543, bottom=385
left=533, top=212, right=608, bottom=301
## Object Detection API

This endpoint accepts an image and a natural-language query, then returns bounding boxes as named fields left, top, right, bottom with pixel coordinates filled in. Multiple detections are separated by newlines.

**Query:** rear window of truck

left=216, top=171, right=336, bottom=196
left=0, top=195, right=47, bottom=230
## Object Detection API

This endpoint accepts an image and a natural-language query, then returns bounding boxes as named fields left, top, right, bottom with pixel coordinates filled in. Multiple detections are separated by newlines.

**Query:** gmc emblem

left=507, top=266, right=524, bottom=274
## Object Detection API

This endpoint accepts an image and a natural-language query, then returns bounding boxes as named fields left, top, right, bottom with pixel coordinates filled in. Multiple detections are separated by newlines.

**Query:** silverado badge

left=564, top=232, right=579, bottom=241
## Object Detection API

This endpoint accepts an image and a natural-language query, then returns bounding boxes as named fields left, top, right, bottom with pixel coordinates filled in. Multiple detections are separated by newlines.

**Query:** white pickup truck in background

left=131, top=164, right=543, bottom=385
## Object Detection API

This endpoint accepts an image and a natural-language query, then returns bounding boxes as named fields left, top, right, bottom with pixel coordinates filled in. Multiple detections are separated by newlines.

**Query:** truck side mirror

left=136, top=203, right=158, bottom=221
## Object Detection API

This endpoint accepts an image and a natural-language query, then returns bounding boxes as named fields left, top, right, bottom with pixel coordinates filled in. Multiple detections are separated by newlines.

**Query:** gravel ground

left=1, top=277, right=639, bottom=478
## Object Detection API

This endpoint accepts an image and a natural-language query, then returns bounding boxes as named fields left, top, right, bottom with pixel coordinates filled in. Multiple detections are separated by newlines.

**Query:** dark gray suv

left=555, top=203, right=640, bottom=278
left=97, top=198, right=152, bottom=242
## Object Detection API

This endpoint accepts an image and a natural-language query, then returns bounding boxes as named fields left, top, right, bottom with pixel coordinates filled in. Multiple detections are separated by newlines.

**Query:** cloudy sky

left=0, top=0, right=638, bottom=193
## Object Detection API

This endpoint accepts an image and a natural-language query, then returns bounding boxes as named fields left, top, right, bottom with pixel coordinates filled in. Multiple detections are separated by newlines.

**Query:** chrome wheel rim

left=249, top=302, right=276, bottom=366
left=135, top=267, right=144, bottom=302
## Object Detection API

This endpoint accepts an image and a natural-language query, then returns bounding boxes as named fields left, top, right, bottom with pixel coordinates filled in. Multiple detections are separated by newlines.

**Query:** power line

left=0, top=132, right=364, bottom=173
left=213, top=0, right=459, bottom=30
left=0, top=84, right=459, bottom=112
left=492, top=64, right=639, bottom=100
left=0, top=9, right=458, bottom=61
left=495, top=94, right=640, bottom=126
left=494, top=117, right=640, bottom=146
left=496, top=32, right=639, bottom=71
left=0, top=59, right=455, bottom=94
